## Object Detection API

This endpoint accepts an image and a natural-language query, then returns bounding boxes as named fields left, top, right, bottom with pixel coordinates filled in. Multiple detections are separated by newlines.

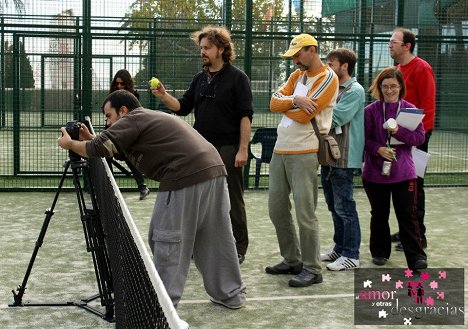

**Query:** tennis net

left=88, top=156, right=188, bottom=329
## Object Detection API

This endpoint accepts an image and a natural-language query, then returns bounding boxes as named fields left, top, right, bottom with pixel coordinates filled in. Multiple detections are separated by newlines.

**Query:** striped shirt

left=270, top=65, right=339, bottom=154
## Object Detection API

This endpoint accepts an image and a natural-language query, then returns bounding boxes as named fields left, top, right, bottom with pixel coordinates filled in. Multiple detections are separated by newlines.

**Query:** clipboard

left=390, top=108, right=425, bottom=145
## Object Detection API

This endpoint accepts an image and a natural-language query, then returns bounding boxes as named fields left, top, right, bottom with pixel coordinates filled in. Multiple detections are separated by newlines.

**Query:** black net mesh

left=88, top=157, right=176, bottom=329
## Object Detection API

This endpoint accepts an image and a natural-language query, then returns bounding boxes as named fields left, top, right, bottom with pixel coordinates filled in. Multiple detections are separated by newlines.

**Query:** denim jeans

left=321, top=167, right=361, bottom=260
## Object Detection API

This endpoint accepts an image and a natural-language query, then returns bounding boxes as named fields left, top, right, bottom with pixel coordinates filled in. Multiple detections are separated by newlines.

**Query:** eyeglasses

left=381, top=84, right=401, bottom=91
left=388, top=40, right=405, bottom=46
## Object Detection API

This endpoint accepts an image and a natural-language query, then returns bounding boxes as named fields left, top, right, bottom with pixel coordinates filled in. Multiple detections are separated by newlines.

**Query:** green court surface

left=1, top=188, right=467, bottom=328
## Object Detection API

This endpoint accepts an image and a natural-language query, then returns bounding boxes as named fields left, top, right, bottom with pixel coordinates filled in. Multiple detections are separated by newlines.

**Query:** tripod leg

left=11, top=160, right=71, bottom=306
left=71, top=164, right=115, bottom=319
left=11, top=159, right=115, bottom=322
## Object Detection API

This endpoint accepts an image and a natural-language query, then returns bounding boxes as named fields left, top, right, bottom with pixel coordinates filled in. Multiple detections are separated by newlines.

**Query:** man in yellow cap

left=265, top=33, right=339, bottom=287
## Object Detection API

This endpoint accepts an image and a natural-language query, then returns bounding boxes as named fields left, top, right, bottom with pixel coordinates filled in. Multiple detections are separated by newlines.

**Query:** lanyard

left=337, top=83, right=353, bottom=103
left=383, top=101, right=400, bottom=161
left=382, top=100, right=401, bottom=127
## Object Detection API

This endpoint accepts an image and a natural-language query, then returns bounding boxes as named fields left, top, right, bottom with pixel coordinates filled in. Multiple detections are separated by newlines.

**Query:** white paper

left=281, top=81, right=309, bottom=128
left=390, top=108, right=425, bottom=145
left=293, top=81, right=308, bottom=97
left=412, top=147, right=430, bottom=178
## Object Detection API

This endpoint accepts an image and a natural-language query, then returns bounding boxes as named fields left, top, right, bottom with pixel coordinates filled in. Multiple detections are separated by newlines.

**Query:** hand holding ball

left=149, top=77, right=160, bottom=88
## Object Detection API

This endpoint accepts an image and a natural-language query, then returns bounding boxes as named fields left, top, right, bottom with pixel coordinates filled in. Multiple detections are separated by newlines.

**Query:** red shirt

left=398, top=57, right=436, bottom=131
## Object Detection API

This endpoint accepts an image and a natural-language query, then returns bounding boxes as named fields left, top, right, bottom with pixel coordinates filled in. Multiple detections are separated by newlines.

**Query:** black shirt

left=177, top=62, right=254, bottom=146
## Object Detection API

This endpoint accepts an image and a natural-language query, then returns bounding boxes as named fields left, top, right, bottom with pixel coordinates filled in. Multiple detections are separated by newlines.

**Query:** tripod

left=10, top=154, right=115, bottom=322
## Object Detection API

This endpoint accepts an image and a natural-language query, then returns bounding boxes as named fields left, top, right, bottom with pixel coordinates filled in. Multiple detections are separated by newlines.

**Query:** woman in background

left=362, top=67, right=427, bottom=271
left=108, top=69, right=149, bottom=200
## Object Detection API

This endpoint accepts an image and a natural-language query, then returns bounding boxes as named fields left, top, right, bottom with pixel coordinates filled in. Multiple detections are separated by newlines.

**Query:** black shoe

left=288, top=269, right=323, bottom=287
left=391, top=232, right=400, bottom=242
left=238, top=254, right=245, bottom=265
left=412, top=259, right=428, bottom=271
left=395, top=242, right=404, bottom=251
left=372, top=257, right=387, bottom=266
left=265, top=262, right=303, bottom=275
left=139, top=187, right=150, bottom=200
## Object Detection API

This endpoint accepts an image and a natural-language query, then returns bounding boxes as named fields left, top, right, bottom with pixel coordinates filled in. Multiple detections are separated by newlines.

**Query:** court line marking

left=180, top=293, right=353, bottom=304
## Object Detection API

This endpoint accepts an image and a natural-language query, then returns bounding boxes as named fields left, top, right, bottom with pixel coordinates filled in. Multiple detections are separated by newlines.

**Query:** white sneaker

left=326, top=256, right=360, bottom=271
left=320, top=247, right=341, bottom=261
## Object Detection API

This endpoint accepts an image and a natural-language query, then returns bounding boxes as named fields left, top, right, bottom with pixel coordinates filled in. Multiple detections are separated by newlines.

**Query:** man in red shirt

left=389, top=27, right=436, bottom=250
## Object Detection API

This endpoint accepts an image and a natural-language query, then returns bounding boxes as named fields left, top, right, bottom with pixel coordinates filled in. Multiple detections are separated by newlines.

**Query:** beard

left=202, top=52, right=223, bottom=68
left=202, top=56, right=212, bottom=67
left=202, top=55, right=211, bottom=64
left=297, top=64, right=309, bottom=71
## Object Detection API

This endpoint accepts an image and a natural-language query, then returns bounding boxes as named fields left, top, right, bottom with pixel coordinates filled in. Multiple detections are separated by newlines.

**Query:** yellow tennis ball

left=150, top=77, right=160, bottom=88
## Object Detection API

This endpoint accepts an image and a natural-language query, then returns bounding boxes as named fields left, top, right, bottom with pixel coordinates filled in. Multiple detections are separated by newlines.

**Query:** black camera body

left=64, top=120, right=83, bottom=162
left=65, top=120, right=82, bottom=141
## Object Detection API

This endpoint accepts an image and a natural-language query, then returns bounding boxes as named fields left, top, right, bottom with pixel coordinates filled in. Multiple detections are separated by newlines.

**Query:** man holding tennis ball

left=151, top=26, right=254, bottom=265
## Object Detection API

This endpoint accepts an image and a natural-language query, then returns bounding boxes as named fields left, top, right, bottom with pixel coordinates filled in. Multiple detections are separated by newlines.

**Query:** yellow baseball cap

left=282, top=34, right=318, bottom=59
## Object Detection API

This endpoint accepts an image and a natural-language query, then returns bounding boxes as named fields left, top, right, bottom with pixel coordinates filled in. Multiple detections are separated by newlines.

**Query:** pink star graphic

left=404, top=269, right=413, bottom=277
left=437, top=291, right=445, bottom=300
left=439, top=271, right=447, bottom=279
left=395, top=280, right=404, bottom=289
left=426, top=296, right=435, bottom=306
left=429, top=280, right=438, bottom=290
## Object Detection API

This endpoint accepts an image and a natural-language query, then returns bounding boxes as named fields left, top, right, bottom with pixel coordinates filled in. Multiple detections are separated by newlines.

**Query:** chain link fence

left=1, top=0, right=467, bottom=190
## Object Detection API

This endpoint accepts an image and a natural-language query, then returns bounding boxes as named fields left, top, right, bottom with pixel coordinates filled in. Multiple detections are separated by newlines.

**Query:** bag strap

left=310, top=118, right=323, bottom=142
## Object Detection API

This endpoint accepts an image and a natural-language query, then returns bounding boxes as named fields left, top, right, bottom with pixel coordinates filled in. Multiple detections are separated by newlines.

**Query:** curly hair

left=191, top=25, right=235, bottom=63
left=110, top=69, right=136, bottom=94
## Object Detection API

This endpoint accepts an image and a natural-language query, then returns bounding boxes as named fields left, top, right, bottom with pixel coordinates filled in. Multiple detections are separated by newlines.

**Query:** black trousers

left=415, top=130, right=432, bottom=244
left=363, top=179, right=426, bottom=268
left=216, top=145, right=249, bottom=256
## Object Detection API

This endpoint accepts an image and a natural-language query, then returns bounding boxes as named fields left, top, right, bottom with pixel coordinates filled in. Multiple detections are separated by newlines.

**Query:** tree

left=3, top=41, right=35, bottom=88
left=0, top=0, right=24, bottom=14
left=121, top=0, right=328, bottom=90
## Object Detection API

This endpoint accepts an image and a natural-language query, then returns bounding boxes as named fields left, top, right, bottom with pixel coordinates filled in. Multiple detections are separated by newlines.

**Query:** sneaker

left=238, top=253, right=245, bottom=265
left=139, top=187, right=150, bottom=200
left=265, top=262, right=303, bottom=275
left=210, top=296, right=245, bottom=309
left=326, top=256, right=360, bottom=271
left=320, top=248, right=341, bottom=262
left=288, top=269, right=323, bottom=287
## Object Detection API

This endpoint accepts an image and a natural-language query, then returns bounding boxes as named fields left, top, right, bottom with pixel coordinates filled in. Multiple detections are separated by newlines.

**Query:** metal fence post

left=81, top=0, right=92, bottom=121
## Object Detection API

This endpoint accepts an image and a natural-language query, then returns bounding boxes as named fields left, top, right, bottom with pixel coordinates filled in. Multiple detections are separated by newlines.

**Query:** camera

left=381, top=161, right=392, bottom=176
left=65, top=120, right=82, bottom=162
left=65, top=120, right=82, bottom=141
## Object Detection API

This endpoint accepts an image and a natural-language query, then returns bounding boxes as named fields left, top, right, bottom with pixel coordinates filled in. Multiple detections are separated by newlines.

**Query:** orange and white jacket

left=270, top=65, right=339, bottom=154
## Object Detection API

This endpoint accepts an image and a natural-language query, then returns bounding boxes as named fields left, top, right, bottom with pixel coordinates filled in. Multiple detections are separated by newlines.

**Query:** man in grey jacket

left=56, top=89, right=246, bottom=309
